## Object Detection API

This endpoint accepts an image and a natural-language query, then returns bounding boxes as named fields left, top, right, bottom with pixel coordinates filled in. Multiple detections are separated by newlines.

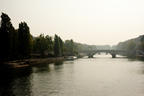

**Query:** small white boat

left=66, top=56, right=77, bottom=60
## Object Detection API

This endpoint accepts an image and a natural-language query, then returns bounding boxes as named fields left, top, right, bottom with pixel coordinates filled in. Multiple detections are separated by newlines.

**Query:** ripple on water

left=1, top=55, right=144, bottom=96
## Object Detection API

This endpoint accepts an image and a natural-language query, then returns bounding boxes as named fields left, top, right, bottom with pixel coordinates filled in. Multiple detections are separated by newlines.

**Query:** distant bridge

left=84, top=49, right=127, bottom=58
left=80, top=49, right=144, bottom=58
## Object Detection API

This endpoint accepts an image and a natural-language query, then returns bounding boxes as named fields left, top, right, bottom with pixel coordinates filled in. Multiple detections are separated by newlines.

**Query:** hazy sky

left=0, top=0, right=144, bottom=45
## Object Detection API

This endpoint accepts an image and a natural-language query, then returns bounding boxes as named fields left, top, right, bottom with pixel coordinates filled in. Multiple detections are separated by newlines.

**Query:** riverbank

left=3, top=57, right=64, bottom=69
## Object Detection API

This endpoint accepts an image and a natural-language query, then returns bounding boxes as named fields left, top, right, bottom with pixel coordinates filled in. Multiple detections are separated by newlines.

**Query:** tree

left=126, top=41, right=136, bottom=57
left=54, top=34, right=61, bottom=57
left=18, top=22, right=32, bottom=58
left=58, top=36, right=64, bottom=56
left=45, top=35, right=54, bottom=55
left=33, top=34, right=54, bottom=57
left=139, top=36, right=144, bottom=50
left=126, top=41, right=136, bottom=50
left=0, top=13, right=13, bottom=61
left=64, top=39, right=77, bottom=56
left=9, top=26, right=18, bottom=59
left=33, top=34, right=48, bottom=56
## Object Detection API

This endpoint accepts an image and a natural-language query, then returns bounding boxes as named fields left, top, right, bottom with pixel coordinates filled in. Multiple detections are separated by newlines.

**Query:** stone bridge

left=86, top=49, right=127, bottom=58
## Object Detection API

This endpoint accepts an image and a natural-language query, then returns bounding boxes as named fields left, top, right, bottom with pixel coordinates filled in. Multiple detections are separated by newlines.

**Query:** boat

left=65, top=56, right=77, bottom=60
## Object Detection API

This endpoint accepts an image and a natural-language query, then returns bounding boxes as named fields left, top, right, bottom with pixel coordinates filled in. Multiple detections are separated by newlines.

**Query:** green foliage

left=54, top=34, right=61, bottom=57
left=139, top=42, right=144, bottom=50
left=59, top=37, right=64, bottom=55
left=117, top=40, right=136, bottom=51
left=0, top=13, right=33, bottom=61
left=116, top=38, right=138, bottom=57
left=33, top=34, right=54, bottom=56
left=34, top=34, right=47, bottom=56
left=126, top=41, right=136, bottom=50
left=18, top=22, right=32, bottom=59
left=64, top=39, right=78, bottom=56
left=139, top=36, right=144, bottom=50
left=9, top=28, right=18, bottom=59
left=45, top=35, right=53, bottom=53
left=0, top=13, right=15, bottom=60
left=33, top=34, right=78, bottom=57
left=0, top=12, right=80, bottom=61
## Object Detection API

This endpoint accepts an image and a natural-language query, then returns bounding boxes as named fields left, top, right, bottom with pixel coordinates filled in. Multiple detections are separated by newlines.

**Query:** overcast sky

left=0, top=0, right=144, bottom=45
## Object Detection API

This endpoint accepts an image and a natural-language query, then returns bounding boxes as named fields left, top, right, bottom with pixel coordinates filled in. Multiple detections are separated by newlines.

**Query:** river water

left=1, top=54, right=144, bottom=96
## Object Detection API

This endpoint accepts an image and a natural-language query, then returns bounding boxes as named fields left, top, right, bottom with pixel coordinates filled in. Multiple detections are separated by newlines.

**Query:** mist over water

left=1, top=0, right=144, bottom=95
left=1, top=54, right=144, bottom=96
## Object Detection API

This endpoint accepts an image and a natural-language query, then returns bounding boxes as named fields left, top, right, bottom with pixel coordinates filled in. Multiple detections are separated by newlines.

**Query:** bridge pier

left=88, top=55, right=93, bottom=58
left=88, top=53, right=94, bottom=58
left=111, top=54, right=116, bottom=58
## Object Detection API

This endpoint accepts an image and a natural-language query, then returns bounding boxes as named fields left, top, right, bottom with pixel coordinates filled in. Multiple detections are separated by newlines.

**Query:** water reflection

left=54, top=61, right=63, bottom=65
left=1, top=56, right=144, bottom=96
left=0, top=69, right=14, bottom=96
left=33, top=64, right=50, bottom=73
left=0, top=66, right=32, bottom=96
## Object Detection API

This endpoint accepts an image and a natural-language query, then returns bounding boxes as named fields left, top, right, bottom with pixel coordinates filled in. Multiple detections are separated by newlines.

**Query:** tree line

left=33, top=34, right=79, bottom=57
left=0, top=13, right=32, bottom=61
left=116, top=35, right=144, bottom=57
left=0, top=13, right=78, bottom=62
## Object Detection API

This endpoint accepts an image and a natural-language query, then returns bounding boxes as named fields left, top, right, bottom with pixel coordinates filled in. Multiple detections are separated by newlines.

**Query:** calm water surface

left=1, top=54, right=144, bottom=96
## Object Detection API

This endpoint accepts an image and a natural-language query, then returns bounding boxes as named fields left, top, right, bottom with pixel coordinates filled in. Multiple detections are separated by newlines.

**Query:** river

left=1, top=54, right=144, bottom=96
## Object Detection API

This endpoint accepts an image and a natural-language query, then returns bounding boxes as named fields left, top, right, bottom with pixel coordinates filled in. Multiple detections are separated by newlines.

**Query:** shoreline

left=3, top=57, right=65, bottom=69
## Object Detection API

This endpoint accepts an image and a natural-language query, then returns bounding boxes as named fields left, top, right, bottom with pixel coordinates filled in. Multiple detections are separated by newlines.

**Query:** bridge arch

left=87, top=50, right=126, bottom=58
